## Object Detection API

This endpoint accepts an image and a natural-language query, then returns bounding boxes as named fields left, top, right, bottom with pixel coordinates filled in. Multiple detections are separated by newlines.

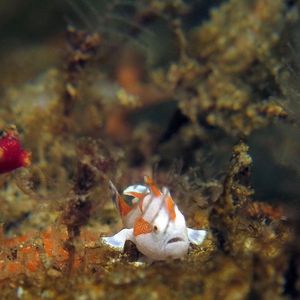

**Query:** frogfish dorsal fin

left=144, top=175, right=161, bottom=197
left=109, top=180, right=132, bottom=217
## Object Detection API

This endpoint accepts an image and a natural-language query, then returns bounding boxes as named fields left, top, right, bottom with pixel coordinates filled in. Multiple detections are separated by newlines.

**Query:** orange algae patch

left=243, top=201, right=286, bottom=221
left=0, top=226, right=109, bottom=279
left=7, top=261, right=23, bottom=274
left=43, top=234, right=54, bottom=257
left=19, top=246, right=41, bottom=272
left=0, top=226, right=73, bottom=279
left=26, top=261, right=39, bottom=273
left=3, top=234, right=31, bottom=248
left=42, top=227, right=69, bottom=262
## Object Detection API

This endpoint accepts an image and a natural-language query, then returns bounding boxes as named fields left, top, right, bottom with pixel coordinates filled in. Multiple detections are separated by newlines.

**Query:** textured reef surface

left=0, top=0, right=299, bottom=299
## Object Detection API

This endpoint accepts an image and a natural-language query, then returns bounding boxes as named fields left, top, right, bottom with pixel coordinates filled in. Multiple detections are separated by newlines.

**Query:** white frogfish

left=101, top=176, right=207, bottom=261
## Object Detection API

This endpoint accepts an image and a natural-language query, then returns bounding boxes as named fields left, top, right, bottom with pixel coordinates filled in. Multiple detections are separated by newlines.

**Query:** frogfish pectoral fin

left=101, top=228, right=134, bottom=250
left=187, top=228, right=207, bottom=245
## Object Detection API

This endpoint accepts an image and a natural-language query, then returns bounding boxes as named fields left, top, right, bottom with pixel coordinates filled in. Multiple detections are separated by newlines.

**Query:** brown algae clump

left=167, top=0, right=293, bottom=136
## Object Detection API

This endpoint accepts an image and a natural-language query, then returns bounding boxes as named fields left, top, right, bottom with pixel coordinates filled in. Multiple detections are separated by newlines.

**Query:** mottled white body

left=102, top=178, right=207, bottom=261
